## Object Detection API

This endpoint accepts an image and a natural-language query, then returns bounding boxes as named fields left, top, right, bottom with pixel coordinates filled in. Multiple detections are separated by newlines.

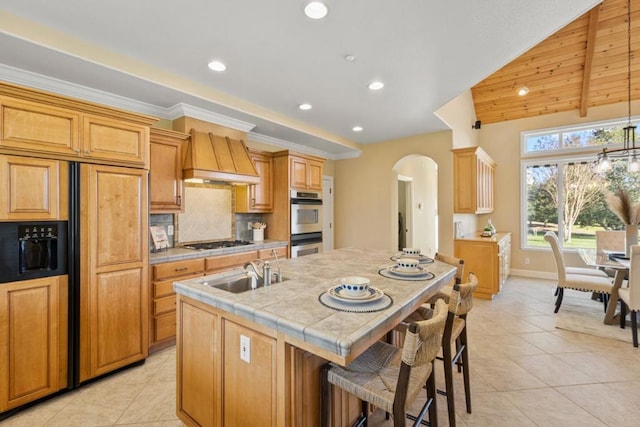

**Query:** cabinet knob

left=74, top=148, right=81, bottom=153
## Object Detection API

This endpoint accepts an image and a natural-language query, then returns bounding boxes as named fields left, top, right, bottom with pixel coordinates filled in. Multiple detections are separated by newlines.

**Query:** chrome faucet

left=271, top=249, right=282, bottom=283
left=243, top=259, right=274, bottom=286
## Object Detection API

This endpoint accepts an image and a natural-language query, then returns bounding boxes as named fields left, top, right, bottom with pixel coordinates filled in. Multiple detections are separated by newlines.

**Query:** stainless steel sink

left=204, top=272, right=285, bottom=293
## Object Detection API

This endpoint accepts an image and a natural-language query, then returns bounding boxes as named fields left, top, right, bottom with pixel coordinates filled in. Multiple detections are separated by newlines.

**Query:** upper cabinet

left=149, top=128, right=190, bottom=213
left=0, top=155, right=68, bottom=220
left=289, top=153, right=323, bottom=191
left=453, top=146, right=495, bottom=214
left=235, top=150, right=273, bottom=213
left=0, top=82, right=156, bottom=168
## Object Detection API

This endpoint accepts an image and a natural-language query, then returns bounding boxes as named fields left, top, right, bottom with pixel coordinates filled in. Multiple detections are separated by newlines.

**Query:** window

left=521, top=118, right=640, bottom=251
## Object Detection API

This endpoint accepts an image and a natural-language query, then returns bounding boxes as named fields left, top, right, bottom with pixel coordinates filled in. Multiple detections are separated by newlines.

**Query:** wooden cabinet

left=453, top=146, right=495, bottom=214
left=205, top=251, right=258, bottom=273
left=454, top=232, right=511, bottom=300
left=79, top=164, right=148, bottom=382
left=235, top=150, right=273, bottom=213
left=0, top=96, right=80, bottom=156
left=258, top=246, right=288, bottom=261
left=177, top=297, right=220, bottom=427
left=0, top=82, right=156, bottom=167
left=223, top=320, right=277, bottom=426
left=0, top=276, right=68, bottom=412
left=149, top=128, right=189, bottom=213
left=81, top=115, right=149, bottom=166
left=290, top=154, right=323, bottom=191
left=0, top=155, right=68, bottom=220
left=150, top=258, right=205, bottom=353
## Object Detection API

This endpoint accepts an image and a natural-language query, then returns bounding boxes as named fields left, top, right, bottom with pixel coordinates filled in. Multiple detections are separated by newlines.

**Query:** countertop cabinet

left=454, top=232, right=511, bottom=299
left=150, top=258, right=205, bottom=353
left=0, top=154, right=68, bottom=220
left=290, top=154, right=323, bottom=191
left=0, top=275, right=68, bottom=412
left=149, top=128, right=189, bottom=213
left=453, top=146, right=495, bottom=214
left=235, top=150, right=273, bottom=213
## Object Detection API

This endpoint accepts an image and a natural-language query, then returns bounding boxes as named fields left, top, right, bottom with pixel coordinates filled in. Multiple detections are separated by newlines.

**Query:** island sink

left=205, top=272, right=286, bottom=293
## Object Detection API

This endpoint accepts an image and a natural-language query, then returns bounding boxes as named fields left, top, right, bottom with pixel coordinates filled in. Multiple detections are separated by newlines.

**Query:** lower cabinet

left=0, top=276, right=68, bottom=412
left=150, top=258, right=205, bottom=353
left=454, top=232, right=511, bottom=299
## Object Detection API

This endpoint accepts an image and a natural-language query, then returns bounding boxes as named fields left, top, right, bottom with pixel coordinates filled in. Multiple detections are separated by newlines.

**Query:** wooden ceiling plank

left=581, top=7, right=601, bottom=116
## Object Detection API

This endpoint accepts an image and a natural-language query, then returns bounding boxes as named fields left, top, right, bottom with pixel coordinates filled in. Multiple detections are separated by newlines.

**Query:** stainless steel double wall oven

left=290, top=189, right=323, bottom=257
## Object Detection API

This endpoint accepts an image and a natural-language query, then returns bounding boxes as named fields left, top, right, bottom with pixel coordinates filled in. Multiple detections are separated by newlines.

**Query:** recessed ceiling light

left=208, top=60, right=226, bottom=72
left=304, top=1, right=328, bottom=19
left=517, top=86, right=529, bottom=96
left=368, top=81, right=384, bottom=91
left=352, top=126, right=363, bottom=132
left=298, top=103, right=312, bottom=111
left=344, top=54, right=356, bottom=62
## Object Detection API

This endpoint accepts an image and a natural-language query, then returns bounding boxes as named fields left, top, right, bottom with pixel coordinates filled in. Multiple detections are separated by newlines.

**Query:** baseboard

left=509, top=268, right=557, bottom=280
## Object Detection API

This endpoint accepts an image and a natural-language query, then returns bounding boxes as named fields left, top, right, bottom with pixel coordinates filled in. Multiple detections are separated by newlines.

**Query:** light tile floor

left=3, top=275, right=639, bottom=426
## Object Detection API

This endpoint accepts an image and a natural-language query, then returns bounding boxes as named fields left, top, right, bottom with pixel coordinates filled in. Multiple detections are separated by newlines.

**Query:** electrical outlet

left=248, top=223, right=253, bottom=230
left=240, top=335, right=251, bottom=363
left=167, top=225, right=174, bottom=236
left=524, top=257, right=530, bottom=265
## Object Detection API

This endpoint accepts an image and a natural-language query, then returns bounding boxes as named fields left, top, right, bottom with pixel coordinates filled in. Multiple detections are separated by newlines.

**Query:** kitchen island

left=173, top=247, right=455, bottom=427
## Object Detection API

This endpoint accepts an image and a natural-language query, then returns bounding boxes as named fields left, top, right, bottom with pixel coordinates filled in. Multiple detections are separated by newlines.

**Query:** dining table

left=577, top=248, right=629, bottom=325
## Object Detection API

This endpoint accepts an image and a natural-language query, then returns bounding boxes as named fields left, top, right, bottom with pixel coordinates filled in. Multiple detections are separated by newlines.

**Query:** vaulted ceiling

left=472, top=0, right=640, bottom=125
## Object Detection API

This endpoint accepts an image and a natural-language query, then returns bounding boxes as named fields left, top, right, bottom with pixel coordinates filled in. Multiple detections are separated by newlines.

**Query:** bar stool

left=404, top=273, right=478, bottom=427
left=320, top=299, right=449, bottom=427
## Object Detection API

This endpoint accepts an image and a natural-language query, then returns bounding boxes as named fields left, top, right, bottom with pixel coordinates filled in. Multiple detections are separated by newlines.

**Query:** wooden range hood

left=182, top=129, right=260, bottom=184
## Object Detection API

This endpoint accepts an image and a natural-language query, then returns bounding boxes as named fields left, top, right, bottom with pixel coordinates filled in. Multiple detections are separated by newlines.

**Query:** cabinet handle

left=85, top=149, right=90, bottom=154
left=174, top=267, right=188, bottom=272
left=251, top=198, right=255, bottom=207
left=74, top=148, right=81, bottom=153
left=177, top=195, right=182, bottom=206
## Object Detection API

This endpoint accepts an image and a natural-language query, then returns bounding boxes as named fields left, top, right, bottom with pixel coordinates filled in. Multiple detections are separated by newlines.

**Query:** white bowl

left=340, top=276, right=371, bottom=297
left=402, top=247, right=421, bottom=256
left=396, top=258, right=420, bottom=270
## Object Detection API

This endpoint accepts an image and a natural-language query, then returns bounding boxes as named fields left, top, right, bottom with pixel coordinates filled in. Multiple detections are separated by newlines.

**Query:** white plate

left=390, top=254, right=434, bottom=264
left=328, top=285, right=385, bottom=303
left=388, top=265, right=428, bottom=277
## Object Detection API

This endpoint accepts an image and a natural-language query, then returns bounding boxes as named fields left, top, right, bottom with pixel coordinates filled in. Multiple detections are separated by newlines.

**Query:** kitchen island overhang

left=173, top=247, right=456, bottom=426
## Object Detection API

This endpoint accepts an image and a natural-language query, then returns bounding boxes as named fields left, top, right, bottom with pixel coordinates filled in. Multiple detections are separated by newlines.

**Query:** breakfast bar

left=173, top=247, right=455, bottom=426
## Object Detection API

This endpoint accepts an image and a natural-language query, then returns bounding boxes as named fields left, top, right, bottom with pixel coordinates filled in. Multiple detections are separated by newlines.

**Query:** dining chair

left=404, top=273, right=478, bottom=427
left=425, top=252, right=465, bottom=305
left=596, top=230, right=626, bottom=277
left=544, top=232, right=614, bottom=313
left=321, top=299, right=449, bottom=427
left=619, top=245, right=640, bottom=347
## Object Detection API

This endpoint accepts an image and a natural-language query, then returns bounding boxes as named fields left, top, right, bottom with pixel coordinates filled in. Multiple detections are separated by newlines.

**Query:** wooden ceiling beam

left=580, top=7, right=601, bottom=117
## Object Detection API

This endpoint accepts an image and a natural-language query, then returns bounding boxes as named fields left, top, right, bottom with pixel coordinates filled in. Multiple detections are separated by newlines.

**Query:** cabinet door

left=0, top=96, right=80, bottom=156
left=249, top=153, right=273, bottom=211
left=177, top=297, right=220, bottom=427
left=223, top=320, right=277, bottom=426
left=290, top=157, right=309, bottom=189
left=82, top=115, right=149, bottom=166
left=80, top=164, right=148, bottom=382
left=150, top=129, right=188, bottom=213
left=0, top=155, right=68, bottom=220
left=0, top=276, right=68, bottom=411
left=307, top=160, right=323, bottom=191
left=454, top=240, right=498, bottom=299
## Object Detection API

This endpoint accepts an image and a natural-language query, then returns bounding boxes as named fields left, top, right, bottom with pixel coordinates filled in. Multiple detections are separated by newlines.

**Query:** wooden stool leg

left=426, top=361, right=438, bottom=427
left=632, top=311, right=638, bottom=348
left=442, top=339, right=456, bottom=427
left=460, top=327, right=472, bottom=414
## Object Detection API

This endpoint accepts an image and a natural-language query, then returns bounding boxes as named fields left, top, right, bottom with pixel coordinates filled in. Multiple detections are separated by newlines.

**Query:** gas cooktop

left=183, top=240, right=252, bottom=250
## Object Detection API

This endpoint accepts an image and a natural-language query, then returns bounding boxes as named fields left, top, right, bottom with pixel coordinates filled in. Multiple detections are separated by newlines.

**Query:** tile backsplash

left=178, top=185, right=233, bottom=243
left=235, top=213, right=267, bottom=241
left=149, top=213, right=174, bottom=252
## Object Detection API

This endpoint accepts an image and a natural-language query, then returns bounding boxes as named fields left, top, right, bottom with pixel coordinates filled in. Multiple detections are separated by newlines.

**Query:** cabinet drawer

left=205, top=251, right=257, bottom=273
left=154, top=295, right=176, bottom=315
left=154, top=312, right=176, bottom=342
left=153, top=258, right=205, bottom=281
left=258, top=246, right=287, bottom=260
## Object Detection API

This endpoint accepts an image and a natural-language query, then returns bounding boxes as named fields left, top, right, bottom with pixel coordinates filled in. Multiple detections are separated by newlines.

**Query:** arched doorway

left=393, top=155, right=438, bottom=256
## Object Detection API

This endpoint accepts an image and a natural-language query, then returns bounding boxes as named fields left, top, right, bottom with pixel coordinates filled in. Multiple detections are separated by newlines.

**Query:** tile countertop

left=149, top=240, right=288, bottom=264
left=173, top=247, right=456, bottom=365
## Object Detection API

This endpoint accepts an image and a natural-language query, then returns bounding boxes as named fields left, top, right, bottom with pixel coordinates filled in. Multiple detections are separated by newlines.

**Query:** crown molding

left=166, top=103, right=255, bottom=132
left=0, top=63, right=168, bottom=117
left=248, top=131, right=361, bottom=160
